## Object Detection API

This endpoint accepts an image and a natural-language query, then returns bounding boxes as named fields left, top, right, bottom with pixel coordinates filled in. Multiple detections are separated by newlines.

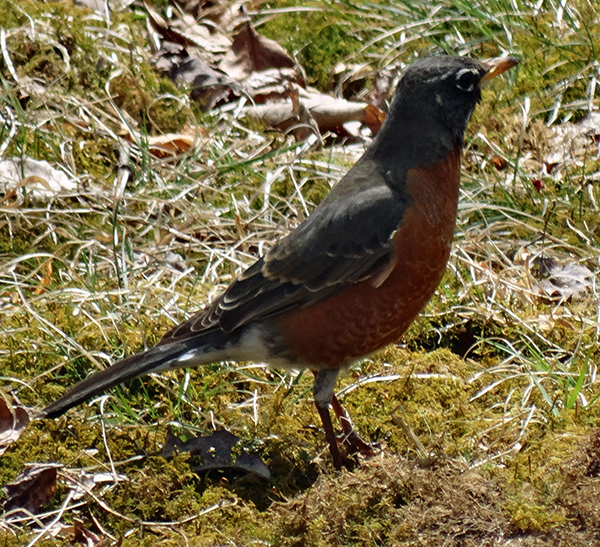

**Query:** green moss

left=507, top=500, right=566, bottom=533
left=260, top=2, right=364, bottom=89
left=2, top=0, right=600, bottom=545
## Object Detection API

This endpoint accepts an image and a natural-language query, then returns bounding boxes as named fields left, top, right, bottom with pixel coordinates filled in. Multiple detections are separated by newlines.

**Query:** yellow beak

left=481, top=57, right=519, bottom=84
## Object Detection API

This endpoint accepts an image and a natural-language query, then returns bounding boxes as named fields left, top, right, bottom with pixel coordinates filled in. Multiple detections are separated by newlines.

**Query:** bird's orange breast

left=275, top=147, right=462, bottom=368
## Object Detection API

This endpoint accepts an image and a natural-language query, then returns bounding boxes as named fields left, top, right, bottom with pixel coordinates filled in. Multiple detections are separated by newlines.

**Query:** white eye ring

left=455, top=68, right=479, bottom=92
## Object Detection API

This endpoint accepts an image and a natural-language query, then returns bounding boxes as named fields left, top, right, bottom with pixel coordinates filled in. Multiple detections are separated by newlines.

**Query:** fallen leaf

left=162, top=429, right=271, bottom=480
left=175, top=14, right=232, bottom=53
left=219, top=21, right=294, bottom=81
left=489, top=154, right=508, bottom=170
left=168, top=55, right=237, bottom=111
left=67, top=469, right=128, bottom=501
left=122, top=126, right=209, bottom=157
left=244, top=90, right=369, bottom=134
left=73, top=519, right=104, bottom=546
left=364, top=104, right=386, bottom=135
left=288, top=84, right=321, bottom=142
left=0, top=398, right=30, bottom=456
left=33, top=259, right=53, bottom=296
left=0, top=157, right=77, bottom=202
left=532, top=179, right=545, bottom=192
left=145, top=132, right=202, bottom=158
left=145, top=1, right=230, bottom=52
left=174, top=0, right=246, bottom=32
left=535, top=256, right=594, bottom=300
left=546, top=111, right=600, bottom=169
left=3, top=465, right=58, bottom=515
left=244, top=67, right=304, bottom=100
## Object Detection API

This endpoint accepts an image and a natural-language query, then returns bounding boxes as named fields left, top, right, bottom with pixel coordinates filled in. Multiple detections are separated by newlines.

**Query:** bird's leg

left=331, top=395, right=374, bottom=458
left=312, top=368, right=342, bottom=469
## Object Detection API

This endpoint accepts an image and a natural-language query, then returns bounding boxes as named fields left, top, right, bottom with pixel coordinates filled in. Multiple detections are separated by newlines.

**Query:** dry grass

left=1, top=0, right=600, bottom=545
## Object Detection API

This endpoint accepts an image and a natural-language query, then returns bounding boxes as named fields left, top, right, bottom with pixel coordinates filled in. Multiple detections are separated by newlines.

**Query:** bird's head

left=368, top=55, right=517, bottom=175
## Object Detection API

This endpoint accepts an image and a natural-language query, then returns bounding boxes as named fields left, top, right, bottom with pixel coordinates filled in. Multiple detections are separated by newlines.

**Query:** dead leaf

left=122, top=126, right=209, bottom=158
left=287, top=84, right=321, bottom=142
left=153, top=42, right=238, bottom=111
left=489, top=154, right=508, bottom=170
left=146, top=2, right=193, bottom=47
left=64, top=469, right=128, bottom=501
left=0, top=397, right=30, bottom=456
left=219, top=21, right=294, bottom=81
left=162, top=429, right=271, bottom=480
left=244, top=67, right=304, bottom=100
left=176, top=14, right=232, bottom=53
left=145, top=1, right=230, bottom=52
left=73, top=519, right=103, bottom=546
left=0, top=157, right=77, bottom=202
left=244, top=91, right=369, bottom=134
left=149, top=134, right=198, bottom=157
left=364, top=104, right=386, bottom=135
left=33, top=259, right=53, bottom=296
left=170, top=55, right=237, bottom=111
left=546, top=111, right=600, bottom=168
left=3, top=465, right=58, bottom=515
left=174, top=0, right=246, bottom=32
left=535, top=256, right=594, bottom=300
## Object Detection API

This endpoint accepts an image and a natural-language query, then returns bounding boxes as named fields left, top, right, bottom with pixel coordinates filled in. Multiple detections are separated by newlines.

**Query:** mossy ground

left=2, top=0, right=600, bottom=545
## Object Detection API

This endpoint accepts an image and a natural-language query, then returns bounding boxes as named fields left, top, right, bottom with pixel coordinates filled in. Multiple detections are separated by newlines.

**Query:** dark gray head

left=391, top=56, right=489, bottom=142
left=370, top=55, right=517, bottom=172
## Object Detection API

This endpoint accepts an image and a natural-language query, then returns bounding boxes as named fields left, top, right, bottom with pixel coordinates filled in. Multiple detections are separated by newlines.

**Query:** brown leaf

left=174, top=0, right=247, bottom=32
left=364, top=104, right=386, bottom=135
left=245, top=91, right=368, bottom=133
left=168, top=56, right=236, bottom=111
left=287, top=84, right=320, bottom=141
left=243, top=67, right=304, bottom=101
left=146, top=2, right=231, bottom=57
left=34, top=259, right=53, bottom=296
left=219, top=21, right=294, bottom=81
left=489, top=154, right=508, bottom=170
left=173, top=14, right=232, bottom=54
left=535, top=256, right=594, bottom=300
left=145, top=1, right=195, bottom=48
left=3, top=465, right=58, bottom=515
left=162, top=429, right=271, bottom=479
left=0, top=397, right=30, bottom=456
left=546, top=112, right=600, bottom=168
left=73, top=519, right=103, bottom=547
left=122, top=127, right=209, bottom=158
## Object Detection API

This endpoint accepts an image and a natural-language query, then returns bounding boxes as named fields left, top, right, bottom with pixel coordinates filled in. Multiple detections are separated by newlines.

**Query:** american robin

left=43, top=55, right=517, bottom=469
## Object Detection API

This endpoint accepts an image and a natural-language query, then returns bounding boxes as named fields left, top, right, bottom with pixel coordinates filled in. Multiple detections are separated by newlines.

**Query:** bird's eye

left=455, top=69, right=479, bottom=92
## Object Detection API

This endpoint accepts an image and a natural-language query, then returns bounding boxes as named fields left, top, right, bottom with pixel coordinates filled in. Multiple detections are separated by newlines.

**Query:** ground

left=1, top=0, right=600, bottom=545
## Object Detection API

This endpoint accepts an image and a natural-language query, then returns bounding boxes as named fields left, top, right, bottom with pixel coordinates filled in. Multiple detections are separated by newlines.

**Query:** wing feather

left=160, top=159, right=408, bottom=342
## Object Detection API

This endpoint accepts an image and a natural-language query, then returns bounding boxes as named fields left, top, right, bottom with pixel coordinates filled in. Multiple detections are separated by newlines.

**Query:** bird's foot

left=331, top=395, right=376, bottom=460
left=339, top=427, right=376, bottom=459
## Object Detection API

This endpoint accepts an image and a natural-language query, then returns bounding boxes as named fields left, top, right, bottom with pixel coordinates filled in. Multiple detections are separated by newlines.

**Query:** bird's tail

left=42, top=336, right=228, bottom=419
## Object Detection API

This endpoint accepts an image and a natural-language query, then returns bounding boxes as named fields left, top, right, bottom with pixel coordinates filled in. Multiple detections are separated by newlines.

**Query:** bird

left=42, top=55, right=518, bottom=469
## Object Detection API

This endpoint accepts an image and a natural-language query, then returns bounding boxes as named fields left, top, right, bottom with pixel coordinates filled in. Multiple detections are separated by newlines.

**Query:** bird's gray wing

left=160, top=159, right=408, bottom=342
